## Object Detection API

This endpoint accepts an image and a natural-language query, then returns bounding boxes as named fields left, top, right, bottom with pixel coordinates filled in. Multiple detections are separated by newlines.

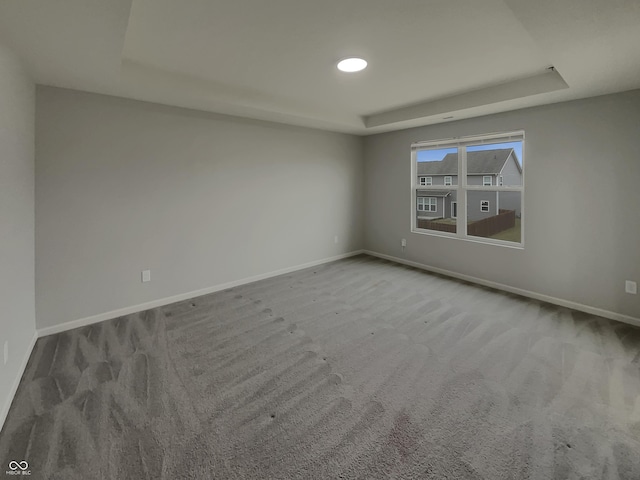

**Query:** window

left=417, top=197, right=437, bottom=212
left=412, top=131, right=524, bottom=247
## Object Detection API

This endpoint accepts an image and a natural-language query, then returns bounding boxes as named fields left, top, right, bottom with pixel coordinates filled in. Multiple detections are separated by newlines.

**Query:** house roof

left=417, top=148, right=516, bottom=175
left=417, top=190, right=451, bottom=197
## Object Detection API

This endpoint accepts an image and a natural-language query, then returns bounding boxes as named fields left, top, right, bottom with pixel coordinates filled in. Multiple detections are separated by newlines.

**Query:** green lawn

left=490, top=218, right=521, bottom=243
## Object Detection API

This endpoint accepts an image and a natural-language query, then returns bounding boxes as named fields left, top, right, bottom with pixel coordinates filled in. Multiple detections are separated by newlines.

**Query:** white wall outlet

left=334, top=235, right=339, bottom=244
left=625, top=280, right=637, bottom=294
left=142, top=270, right=151, bottom=283
left=3, top=341, right=8, bottom=365
left=401, top=238, right=407, bottom=247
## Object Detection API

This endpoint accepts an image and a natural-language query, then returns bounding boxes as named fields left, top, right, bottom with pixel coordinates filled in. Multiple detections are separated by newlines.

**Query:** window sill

left=411, top=228, right=524, bottom=250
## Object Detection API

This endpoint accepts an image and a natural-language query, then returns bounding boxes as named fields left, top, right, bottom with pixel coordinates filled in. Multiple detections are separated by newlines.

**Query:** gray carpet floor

left=1, top=254, right=640, bottom=479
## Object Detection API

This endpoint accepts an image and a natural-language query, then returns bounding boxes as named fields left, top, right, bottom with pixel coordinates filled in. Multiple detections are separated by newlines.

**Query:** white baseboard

left=0, top=330, right=37, bottom=433
left=363, top=250, right=640, bottom=328
left=37, top=250, right=365, bottom=338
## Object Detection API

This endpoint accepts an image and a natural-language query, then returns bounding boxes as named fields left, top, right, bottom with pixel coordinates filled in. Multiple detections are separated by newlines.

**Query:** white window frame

left=483, top=176, right=492, bottom=186
left=419, top=177, right=426, bottom=186
left=417, top=197, right=437, bottom=212
left=411, top=131, right=524, bottom=248
left=444, top=176, right=453, bottom=186
left=499, top=175, right=504, bottom=186
left=425, top=176, right=432, bottom=186
left=480, top=200, right=490, bottom=212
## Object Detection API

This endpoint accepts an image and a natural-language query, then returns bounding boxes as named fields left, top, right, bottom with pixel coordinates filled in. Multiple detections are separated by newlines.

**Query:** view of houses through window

left=412, top=133, right=524, bottom=246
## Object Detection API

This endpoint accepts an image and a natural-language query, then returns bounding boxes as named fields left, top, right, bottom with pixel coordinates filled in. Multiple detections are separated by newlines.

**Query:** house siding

left=418, top=190, right=519, bottom=221
left=500, top=153, right=522, bottom=186
left=499, top=191, right=521, bottom=216
left=467, top=191, right=497, bottom=221
left=467, top=174, right=495, bottom=186
left=418, top=174, right=458, bottom=186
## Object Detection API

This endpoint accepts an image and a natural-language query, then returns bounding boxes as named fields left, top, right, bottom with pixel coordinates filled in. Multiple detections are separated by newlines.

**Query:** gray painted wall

left=35, top=87, right=364, bottom=329
left=0, top=45, right=35, bottom=426
left=364, top=90, right=640, bottom=318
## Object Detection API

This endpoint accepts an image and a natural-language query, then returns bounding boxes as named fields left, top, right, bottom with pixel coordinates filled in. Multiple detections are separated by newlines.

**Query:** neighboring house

left=417, top=148, right=522, bottom=221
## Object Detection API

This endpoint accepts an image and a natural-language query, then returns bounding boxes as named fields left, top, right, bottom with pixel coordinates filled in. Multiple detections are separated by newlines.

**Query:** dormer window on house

left=419, top=176, right=433, bottom=186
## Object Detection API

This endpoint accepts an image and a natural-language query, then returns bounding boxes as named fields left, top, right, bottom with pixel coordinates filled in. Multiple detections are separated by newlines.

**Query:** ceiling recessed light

left=337, top=58, right=367, bottom=73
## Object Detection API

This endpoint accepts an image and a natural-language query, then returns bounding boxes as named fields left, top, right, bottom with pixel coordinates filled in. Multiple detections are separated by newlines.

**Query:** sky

left=417, top=141, right=523, bottom=165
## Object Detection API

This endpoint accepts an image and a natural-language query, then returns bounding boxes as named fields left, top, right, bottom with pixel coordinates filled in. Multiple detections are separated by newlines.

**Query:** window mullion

left=459, top=146, right=467, bottom=238
left=411, top=149, right=417, bottom=232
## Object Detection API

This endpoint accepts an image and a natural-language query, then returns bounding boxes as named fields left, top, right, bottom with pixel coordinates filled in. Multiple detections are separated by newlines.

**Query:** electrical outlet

left=142, top=270, right=151, bottom=283
left=3, top=341, right=8, bottom=365
left=625, top=280, right=637, bottom=295
left=401, top=238, right=407, bottom=247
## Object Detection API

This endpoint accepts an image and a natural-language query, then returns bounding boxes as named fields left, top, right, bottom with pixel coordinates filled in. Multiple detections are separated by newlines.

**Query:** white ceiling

left=1, top=0, right=639, bottom=135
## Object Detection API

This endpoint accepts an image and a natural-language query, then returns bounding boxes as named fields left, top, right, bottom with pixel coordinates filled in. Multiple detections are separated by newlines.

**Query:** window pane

left=466, top=141, right=523, bottom=187
left=416, top=147, right=458, bottom=232
left=416, top=193, right=457, bottom=233
left=467, top=191, right=521, bottom=243
left=416, top=147, right=458, bottom=186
